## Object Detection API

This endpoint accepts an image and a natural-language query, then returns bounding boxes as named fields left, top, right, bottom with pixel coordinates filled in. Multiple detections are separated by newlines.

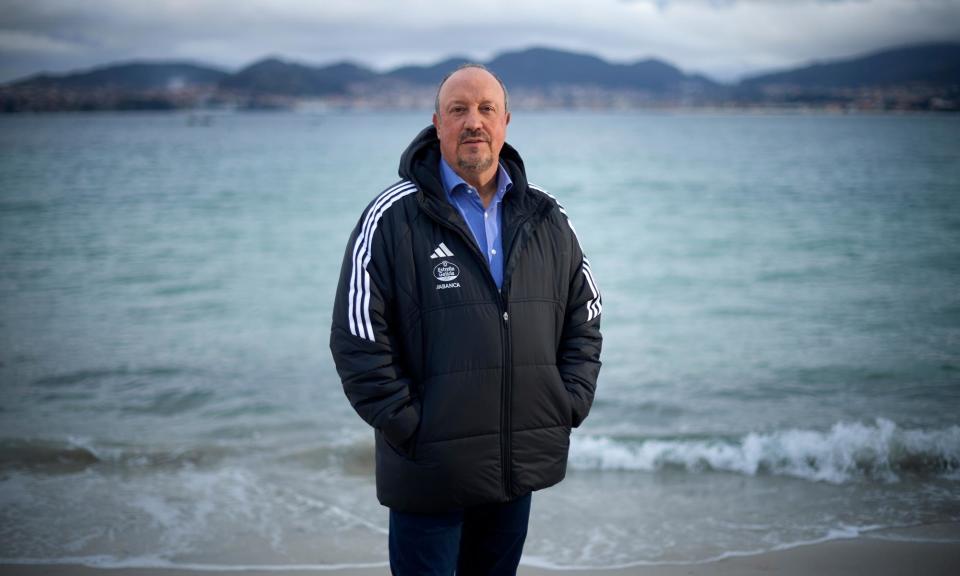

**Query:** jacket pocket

left=380, top=426, right=418, bottom=461
left=550, top=366, right=574, bottom=429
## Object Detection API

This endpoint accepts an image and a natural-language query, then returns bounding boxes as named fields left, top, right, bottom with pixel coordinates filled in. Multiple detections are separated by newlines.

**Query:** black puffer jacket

left=330, top=126, right=602, bottom=513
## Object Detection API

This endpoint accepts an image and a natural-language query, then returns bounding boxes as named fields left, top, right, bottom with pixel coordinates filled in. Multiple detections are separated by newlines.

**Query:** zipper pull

left=503, top=312, right=509, bottom=322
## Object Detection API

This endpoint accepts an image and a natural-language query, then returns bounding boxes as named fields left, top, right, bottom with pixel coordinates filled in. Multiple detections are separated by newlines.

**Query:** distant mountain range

left=9, top=62, right=229, bottom=92
left=741, top=43, right=960, bottom=89
left=3, top=42, right=958, bottom=112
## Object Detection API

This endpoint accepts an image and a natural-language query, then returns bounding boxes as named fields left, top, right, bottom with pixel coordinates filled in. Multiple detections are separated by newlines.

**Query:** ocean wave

left=569, top=418, right=960, bottom=483
left=30, top=365, right=198, bottom=387
left=0, top=437, right=229, bottom=474
left=0, top=556, right=389, bottom=572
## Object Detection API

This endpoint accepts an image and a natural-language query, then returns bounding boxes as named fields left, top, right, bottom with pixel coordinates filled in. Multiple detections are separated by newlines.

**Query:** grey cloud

left=621, top=0, right=871, bottom=4
left=1, top=0, right=958, bottom=84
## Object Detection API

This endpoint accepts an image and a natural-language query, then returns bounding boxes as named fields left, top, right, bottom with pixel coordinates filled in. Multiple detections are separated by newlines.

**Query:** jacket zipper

left=421, top=200, right=536, bottom=500
left=500, top=302, right=512, bottom=498
left=497, top=214, right=536, bottom=499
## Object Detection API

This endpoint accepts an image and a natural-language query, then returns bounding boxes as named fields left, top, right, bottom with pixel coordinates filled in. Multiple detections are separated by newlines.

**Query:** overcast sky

left=1, top=0, right=958, bottom=84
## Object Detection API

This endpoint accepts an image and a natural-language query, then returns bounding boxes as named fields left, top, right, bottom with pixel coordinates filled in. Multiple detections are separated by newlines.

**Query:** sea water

left=1, top=111, right=958, bottom=569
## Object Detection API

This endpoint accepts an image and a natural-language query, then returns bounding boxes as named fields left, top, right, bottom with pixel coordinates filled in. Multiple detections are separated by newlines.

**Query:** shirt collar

left=439, top=157, right=513, bottom=205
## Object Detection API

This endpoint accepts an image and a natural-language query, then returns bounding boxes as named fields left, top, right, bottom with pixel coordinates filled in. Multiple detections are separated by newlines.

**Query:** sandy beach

left=3, top=523, right=957, bottom=576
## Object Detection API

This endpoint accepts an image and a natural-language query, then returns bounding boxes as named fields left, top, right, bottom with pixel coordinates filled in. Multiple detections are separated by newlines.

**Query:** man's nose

left=464, top=107, right=483, bottom=129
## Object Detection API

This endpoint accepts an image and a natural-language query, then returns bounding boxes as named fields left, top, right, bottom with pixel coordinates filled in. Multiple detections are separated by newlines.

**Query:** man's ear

left=432, top=113, right=440, bottom=131
left=505, top=111, right=511, bottom=126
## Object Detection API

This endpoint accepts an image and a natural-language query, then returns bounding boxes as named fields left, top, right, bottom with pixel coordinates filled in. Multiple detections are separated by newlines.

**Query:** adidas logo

left=430, top=242, right=455, bottom=259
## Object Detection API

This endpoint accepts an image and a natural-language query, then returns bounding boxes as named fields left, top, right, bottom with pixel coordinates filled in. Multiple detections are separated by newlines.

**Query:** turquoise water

left=1, top=111, right=959, bottom=568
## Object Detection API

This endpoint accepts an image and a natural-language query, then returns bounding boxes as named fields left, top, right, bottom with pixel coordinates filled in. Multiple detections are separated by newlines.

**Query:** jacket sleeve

left=558, top=213, right=603, bottom=428
left=329, top=206, right=420, bottom=452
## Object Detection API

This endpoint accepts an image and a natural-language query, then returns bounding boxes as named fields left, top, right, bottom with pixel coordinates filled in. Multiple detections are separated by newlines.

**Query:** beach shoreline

left=3, top=522, right=957, bottom=576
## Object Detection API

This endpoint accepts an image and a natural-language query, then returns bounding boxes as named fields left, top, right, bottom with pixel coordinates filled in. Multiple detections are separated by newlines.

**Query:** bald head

left=435, top=64, right=509, bottom=117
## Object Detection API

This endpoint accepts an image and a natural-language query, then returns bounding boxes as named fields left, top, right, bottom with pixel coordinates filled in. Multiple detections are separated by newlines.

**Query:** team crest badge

left=433, top=260, right=460, bottom=282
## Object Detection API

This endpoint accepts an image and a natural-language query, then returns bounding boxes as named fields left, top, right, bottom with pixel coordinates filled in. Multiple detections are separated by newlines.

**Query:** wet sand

left=3, top=523, right=958, bottom=576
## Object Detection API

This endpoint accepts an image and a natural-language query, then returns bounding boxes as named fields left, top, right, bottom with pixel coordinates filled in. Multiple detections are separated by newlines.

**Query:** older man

left=330, top=64, right=602, bottom=575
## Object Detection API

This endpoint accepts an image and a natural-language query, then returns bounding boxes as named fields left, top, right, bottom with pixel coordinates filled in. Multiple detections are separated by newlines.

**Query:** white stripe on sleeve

left=529, top=184, right=602, bottom=321
left=348, top=181, right=417, bottom=341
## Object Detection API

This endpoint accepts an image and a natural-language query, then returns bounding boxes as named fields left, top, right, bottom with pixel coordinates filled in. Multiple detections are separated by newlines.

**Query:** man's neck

left=457, top=165, right=499, bottom=208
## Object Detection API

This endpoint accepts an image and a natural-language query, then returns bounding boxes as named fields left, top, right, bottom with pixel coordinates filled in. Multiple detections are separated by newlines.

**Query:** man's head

left=432, top=64, right=511, bottom=182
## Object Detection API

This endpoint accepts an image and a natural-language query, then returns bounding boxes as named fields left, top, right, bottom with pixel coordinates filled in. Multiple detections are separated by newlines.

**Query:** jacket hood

left=398, top=125, right=529, bottom=200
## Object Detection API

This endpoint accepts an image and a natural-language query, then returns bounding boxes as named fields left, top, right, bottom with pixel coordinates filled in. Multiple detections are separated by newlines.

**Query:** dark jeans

left=388, top=493, right=532, bottom=576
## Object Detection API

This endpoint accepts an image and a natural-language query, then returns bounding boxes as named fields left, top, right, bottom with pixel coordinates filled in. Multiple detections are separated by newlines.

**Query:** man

left=330, top=64, right=602, bottom=575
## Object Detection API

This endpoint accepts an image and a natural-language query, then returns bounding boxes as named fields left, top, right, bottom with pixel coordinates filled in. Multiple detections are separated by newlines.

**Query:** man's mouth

left=460, top=132, right=489, bottom=145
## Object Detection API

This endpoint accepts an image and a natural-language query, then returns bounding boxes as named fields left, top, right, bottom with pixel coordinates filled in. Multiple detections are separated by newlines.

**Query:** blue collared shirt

left=439, top=158, right=513, bottom=289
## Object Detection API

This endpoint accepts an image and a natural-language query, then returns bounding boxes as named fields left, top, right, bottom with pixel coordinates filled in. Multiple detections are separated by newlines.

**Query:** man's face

left=433, top=68, right=510, bottom=178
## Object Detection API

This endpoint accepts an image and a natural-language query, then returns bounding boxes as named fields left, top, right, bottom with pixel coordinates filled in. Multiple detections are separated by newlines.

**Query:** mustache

left=459, top=130, right=490, bottom=143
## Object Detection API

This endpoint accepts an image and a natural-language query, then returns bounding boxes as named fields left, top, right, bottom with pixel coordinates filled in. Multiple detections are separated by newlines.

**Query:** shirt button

left=484, top=213, right=488, bottom=219
left=490, top=249, right=497, bottom=255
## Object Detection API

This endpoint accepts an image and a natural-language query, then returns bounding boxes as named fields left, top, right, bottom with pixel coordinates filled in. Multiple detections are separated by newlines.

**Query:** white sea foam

left=0, top=555, right=389, bottom=571
left=569, top=418, right=960, bottom=483
left=520, top=523, right=891, bottom=570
